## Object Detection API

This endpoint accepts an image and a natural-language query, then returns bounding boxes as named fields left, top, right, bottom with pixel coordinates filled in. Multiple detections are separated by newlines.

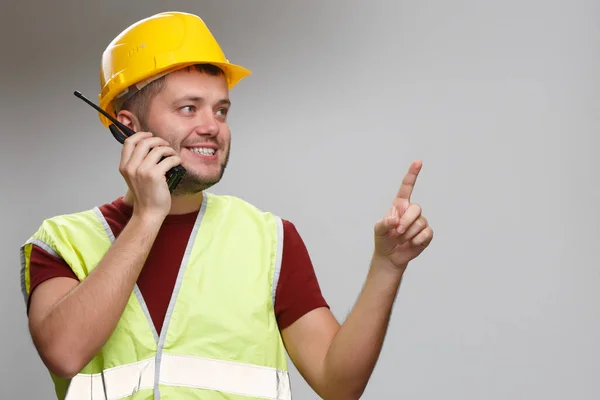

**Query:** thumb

left=374, top=203, right=404, bottom=238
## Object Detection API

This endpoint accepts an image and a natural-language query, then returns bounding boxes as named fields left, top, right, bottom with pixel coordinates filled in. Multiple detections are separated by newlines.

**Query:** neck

left=123, top=190, right=204, bottom=215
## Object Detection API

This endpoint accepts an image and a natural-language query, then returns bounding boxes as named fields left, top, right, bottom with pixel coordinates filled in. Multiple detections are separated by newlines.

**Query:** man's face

left=141, top=68, right=232, bottom=195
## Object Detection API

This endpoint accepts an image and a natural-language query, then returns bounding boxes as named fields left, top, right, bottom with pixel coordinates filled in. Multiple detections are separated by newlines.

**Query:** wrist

left=370, top=253, right=407, bottom=278
left=130, top=211, right=166, bottom=230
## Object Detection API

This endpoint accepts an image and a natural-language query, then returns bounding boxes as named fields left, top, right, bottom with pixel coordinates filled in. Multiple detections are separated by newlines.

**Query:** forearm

left=30, top=214, right=163, bottom=378
left=322, top=255, right=405, bottom=399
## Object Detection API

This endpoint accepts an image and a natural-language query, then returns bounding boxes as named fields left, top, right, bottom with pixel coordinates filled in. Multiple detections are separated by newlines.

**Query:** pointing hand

left=373, top=160, right=434, bottom=270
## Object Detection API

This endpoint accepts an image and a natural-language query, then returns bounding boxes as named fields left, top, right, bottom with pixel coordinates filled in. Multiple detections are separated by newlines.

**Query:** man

left=20, top=11, right=433, bottom=400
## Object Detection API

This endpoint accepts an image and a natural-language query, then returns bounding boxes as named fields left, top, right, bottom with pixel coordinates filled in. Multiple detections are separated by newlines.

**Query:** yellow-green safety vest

left=20, top=192, right=291, bottom=400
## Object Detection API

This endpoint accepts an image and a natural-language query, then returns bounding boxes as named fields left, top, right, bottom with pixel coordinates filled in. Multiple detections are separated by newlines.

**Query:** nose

left=194, top=109, right=219, bottom=136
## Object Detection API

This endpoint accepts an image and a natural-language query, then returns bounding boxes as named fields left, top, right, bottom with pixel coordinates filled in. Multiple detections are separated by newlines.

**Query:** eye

left=179, top=105, right=196, bottom=113
left=216, top=107, right=229, bottom=119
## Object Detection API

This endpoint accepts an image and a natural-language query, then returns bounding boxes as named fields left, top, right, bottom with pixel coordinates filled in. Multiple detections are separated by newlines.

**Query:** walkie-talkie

left=73, top=90, right=186, bottom=193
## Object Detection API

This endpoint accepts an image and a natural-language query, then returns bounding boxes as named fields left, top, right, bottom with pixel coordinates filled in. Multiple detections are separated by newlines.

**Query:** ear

left=116, top=110, right=142, bottom=132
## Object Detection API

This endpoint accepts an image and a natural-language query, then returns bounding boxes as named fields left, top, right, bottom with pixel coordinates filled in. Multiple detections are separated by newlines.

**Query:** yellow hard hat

left=98, top=11, right=251, bottom=127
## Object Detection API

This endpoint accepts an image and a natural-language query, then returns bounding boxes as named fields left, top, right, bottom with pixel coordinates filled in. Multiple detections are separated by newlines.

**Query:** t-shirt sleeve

left=275, top=219, right=329, bottom=331
left=26, top=245, right=79, bottom=313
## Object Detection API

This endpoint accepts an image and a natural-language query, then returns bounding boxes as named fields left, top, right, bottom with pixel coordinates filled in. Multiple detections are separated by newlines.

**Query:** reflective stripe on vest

left=65, top=354, right=291, bottom=400
left=65, top=354, right=292, bottom=400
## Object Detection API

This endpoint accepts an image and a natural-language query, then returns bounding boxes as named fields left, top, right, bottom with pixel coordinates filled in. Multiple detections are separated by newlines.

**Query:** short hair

left=119, top=63, right=225, bottom=126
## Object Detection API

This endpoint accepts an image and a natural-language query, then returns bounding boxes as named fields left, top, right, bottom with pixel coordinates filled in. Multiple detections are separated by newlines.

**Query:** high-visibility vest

left=20, top=192, right=291, bottom=400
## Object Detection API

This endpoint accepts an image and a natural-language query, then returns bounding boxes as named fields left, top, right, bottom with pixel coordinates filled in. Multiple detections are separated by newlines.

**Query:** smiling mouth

left=188, top=147, right=216, bottom=156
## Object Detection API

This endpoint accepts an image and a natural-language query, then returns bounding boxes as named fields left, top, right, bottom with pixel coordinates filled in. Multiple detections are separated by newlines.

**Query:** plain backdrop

left=1, top=0, right=598, bottom=399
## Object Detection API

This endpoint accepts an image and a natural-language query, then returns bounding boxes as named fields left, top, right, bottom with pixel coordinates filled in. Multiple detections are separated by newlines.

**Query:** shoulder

left=206, top=194, right=303, bottom=231
left=206, top=192, right=268, bottom=213
left=280, top=219, right=311, bottom=260
left=205, top=193, right=305, bottom=246
left=36, top=199, right=119, bottom=227
left=30, top=209, right=96, bottom=243
left=205, top=192, right=284, bottom=224
left=23, top=199, right=121, bottom=247
left=281, top=219, right=300, bottom=235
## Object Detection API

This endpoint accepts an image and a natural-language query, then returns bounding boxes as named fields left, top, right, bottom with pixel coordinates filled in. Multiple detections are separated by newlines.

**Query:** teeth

left=190, top=147, right=215, bottom=156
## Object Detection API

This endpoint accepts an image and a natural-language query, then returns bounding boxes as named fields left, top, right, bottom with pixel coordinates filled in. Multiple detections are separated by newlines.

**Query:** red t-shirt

left=27, top=197, right=328, bottom=333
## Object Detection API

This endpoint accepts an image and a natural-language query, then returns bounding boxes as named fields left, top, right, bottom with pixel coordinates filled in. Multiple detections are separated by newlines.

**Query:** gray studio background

left=1, top=0, right=598, bottom=399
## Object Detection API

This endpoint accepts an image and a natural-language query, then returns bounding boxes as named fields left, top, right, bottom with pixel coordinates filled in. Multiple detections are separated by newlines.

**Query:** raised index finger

left=396, top=160, right=423, bottom=201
